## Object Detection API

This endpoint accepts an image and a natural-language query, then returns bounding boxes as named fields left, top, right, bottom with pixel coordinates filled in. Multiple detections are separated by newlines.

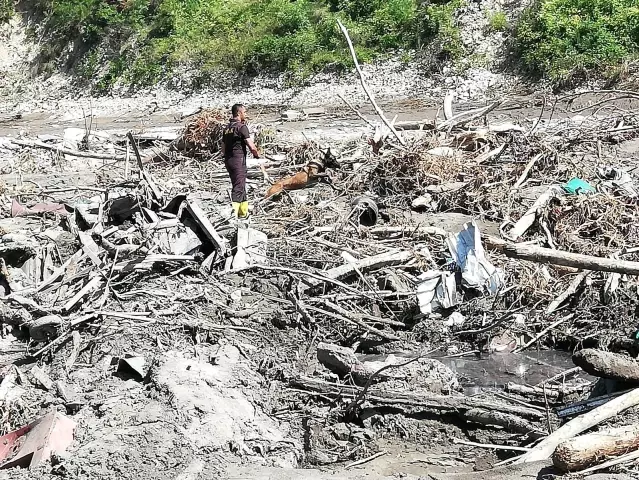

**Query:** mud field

left=1, top=86, right=639, bottom=480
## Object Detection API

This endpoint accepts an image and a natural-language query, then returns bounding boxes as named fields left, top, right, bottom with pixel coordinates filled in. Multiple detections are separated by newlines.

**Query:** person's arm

left=240, top=125, right=260, bottom=158
left=221, top=141, right=226, bottom=157
left=245, top=138, right=260, bottom=158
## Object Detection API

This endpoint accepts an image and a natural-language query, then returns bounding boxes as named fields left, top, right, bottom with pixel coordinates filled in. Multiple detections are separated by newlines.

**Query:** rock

left=316, top=342, right=362, bottom=376
left=445, top=312, right=466, bottom=327
left=411, top=194, right=434, bottom=210
left=281, top=110, right=303, bottom=121
left=0, top=302, right=33, bottom=326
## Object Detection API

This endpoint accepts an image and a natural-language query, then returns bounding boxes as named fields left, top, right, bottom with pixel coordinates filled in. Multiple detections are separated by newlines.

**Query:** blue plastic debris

left=564, top=178, right=595, bottom=195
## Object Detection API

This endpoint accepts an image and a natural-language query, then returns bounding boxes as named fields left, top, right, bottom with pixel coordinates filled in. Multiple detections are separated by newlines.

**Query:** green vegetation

left=14, top=0, right=466, bottom=89
left=0, top=0, right=13, bottom=22
left=11, top=0, right=638, bottom=88
left=516, top=0, right=639, bottom=82
left=487, top=10, right=508, bottom=32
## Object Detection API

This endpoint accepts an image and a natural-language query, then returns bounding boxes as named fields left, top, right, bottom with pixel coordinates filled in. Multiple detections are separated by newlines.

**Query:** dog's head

left=322, top=148, right=341, bottom=170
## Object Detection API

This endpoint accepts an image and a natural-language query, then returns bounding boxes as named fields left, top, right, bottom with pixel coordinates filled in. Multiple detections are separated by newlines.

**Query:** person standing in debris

left=221, top=104, right=260, bottom=219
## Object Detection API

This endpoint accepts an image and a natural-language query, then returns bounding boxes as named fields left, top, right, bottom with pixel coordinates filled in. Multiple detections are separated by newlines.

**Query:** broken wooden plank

left=63, top=276, right=104, bottom=312
left=78, top=232, right=103, bottom=268
left=34, top=251, right=85, bottom=294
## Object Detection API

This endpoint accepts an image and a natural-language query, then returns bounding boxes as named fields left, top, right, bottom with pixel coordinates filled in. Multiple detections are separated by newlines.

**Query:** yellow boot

left=232, top=202, right=240, bottom=218
left=237, top=201, right=249, bottom=219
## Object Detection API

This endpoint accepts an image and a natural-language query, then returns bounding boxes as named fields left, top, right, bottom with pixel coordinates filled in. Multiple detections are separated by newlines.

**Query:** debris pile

left=2, top=89, right=639, bottom=477
left=177, top=108, right=227, bottom=158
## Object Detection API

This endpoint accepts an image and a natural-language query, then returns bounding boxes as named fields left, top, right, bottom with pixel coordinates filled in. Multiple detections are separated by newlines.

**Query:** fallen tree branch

left=514, top=387, right=639, bottom=464
left=546, top=271, right=590, bottom=314
left=508, top=185, right=563, bottom=240
left=305, top=304, right=400, bottom=341
left=291, top=376, right=545, bottom=419
left=337, top=93, right=376, bottom=128
left=513, top=314, right=574, bottom=353
left=464, top=408, right=545, bottom=435
left=437, top=102, right=502, bottom=132
left=11, top=139, right=125, bottom=161
left=575, top=448, right=639, bottom=476
left=303, top=251, right=413, bottom=289
left=337, top=20, right=405, bottom=146
left=511, top=153, right=544, bottom=191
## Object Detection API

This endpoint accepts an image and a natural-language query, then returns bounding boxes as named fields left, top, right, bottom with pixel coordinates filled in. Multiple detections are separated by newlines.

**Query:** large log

left=553, top=424, right=639, bottom=472
left=498, top=241, right=639, bottom=276
left=573, top=349, right=639, bottom=383
left=514, top=387, right=639, bottom=464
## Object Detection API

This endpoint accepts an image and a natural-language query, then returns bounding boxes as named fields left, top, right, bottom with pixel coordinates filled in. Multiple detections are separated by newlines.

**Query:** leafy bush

left=420, top=0, right=465, bottom=59
left=487, top=11, right=508, bottom=32
left=516, top=0, right=639, bottom=81
left=0, top=0, right=13, bottom=23
left=27, top=0, right=467, bottom=87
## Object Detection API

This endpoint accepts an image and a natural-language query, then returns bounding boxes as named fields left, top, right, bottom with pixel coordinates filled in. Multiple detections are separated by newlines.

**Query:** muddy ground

left=1, top=87, right=639, bottom=480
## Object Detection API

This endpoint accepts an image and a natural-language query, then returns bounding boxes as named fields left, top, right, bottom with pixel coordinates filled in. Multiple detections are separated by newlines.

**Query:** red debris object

left=0, top=412, right=76, bottom=469
left=11, top=199, right=68, bottom=218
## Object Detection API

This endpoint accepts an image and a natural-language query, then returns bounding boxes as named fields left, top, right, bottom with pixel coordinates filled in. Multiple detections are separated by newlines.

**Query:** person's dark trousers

left=225, top=155, right=248, bottom=218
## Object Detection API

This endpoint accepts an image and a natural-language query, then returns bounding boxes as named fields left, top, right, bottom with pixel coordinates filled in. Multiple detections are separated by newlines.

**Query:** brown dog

left=266, top=149, right=340, bottom=198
